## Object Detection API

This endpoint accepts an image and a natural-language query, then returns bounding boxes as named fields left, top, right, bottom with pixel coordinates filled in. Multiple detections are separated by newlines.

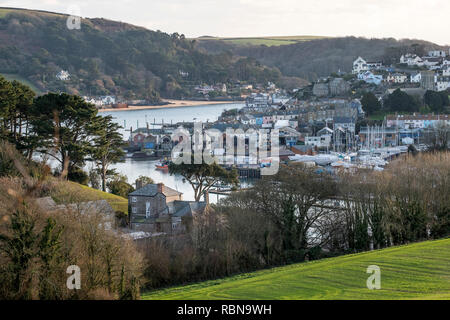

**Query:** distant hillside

left=197, top=36, right=446, bottom=81
left=143, top=239, right=450, bottom=300
left=0, top=8, right=282, bottom=100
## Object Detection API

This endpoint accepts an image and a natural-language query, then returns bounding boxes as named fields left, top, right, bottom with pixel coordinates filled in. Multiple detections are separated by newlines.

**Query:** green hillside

left=51, top=181, right=128, bottom=213
left=143, top=239, right=450, bottom=300
left=0, top=7, right=281, bottom=99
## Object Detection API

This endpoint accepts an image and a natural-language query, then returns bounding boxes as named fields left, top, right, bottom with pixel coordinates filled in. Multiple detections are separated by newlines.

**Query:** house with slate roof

left=128, top=183, right=207, bottom=233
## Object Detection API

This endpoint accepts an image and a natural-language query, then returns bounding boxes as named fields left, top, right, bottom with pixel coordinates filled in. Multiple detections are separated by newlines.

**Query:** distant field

left=1, top=73, right=43, bottom=95
left=195, top=35, right=328, bottom=47
left=0, top=8, right=13, bottom=17
left=143, top=239, right=450, bottom=300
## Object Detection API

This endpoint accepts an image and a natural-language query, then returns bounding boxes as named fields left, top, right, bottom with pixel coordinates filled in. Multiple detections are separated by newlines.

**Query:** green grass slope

left=143, top=239, right=450, bottom=300
left=51, top=181, right=128, bottom=213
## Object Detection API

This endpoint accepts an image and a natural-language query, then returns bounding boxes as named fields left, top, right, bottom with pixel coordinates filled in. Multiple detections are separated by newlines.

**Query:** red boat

left=155, top=161, right=169, bottom=170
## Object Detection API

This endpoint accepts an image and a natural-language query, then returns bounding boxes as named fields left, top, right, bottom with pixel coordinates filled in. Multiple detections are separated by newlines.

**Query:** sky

left=1, top=0, right=449, bottom=45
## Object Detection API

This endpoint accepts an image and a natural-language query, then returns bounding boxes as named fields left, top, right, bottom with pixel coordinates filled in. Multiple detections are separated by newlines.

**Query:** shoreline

left=98, top=99, right=243, bottom=112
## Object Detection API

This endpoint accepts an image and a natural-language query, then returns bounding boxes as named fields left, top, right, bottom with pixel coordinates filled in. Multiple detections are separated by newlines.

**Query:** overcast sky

left=1, top=0, right=449, bottom=45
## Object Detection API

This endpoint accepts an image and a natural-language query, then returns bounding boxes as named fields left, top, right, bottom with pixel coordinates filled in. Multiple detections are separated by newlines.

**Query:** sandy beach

left=98, top=99, right=242, bottom=112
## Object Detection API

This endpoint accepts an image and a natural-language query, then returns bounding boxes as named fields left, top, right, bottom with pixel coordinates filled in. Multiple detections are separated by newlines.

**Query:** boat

left=155, top=160, right=169, bottom=170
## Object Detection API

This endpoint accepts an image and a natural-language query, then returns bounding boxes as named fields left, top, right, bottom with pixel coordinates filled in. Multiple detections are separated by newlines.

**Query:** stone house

left=128, top=183, right=207, bottom=234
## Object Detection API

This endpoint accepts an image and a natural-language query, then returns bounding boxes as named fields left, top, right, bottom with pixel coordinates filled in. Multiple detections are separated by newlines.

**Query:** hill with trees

left=0, top=8, right=282, bottom=100
left=196, top=36, right=446, bottom=82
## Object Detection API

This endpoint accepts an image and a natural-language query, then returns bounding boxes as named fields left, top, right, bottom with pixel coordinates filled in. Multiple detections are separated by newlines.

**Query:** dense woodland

left=0, top=9, right=281, bottom=100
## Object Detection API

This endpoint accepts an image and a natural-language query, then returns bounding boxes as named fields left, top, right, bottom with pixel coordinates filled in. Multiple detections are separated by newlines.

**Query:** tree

left=361, top=92, right=381, bottom=116
left=90, top=116, right=125, bottom=191
left=0, top=75, right=15, bottom=139
left=107, top=174, right=135, bottom=198
left=9, top=80, right=35, bottom=149
left=424, top=90, right=449, bottom=113
left=383, top=89, right=420, bottom=112
left=169, top=161, right=239, bottom=202
left=250, top=164, right=337, bottom=262
left=88, top=169, right=101, bottom=190
left=0, top=204, right=38, bottom=300
left=135, top=175, right=154, bottom=188
left=31, top=93, right=100, bottom=178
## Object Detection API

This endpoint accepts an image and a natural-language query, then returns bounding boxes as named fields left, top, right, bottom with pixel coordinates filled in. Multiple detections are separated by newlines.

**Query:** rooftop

left=168, top=201, right=208, bottom=217
left=129, top=184, right=182, bottom=197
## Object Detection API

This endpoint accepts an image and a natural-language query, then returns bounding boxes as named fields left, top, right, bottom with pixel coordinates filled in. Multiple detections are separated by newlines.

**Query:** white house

left=358, top=71, right=383, bottom=85
left=366, top=61, right=383, bottom=70
left=240, top=115, right=255, bottom=125
left=305, top=135, right=332, bottom=148
left=101, top=96, right=116, bottom=105
left=436, top=75, right=450, bottom=92
left=400, top=54, right=424, bottom=67
left=442, top=66, right=450, bottom=76
left=56, top=70, right=70, bottom=81
left=353, top=57, right=368, bottom=74
left=428, top=50, right=447, bottom=58
left=353, top=57, right=383, bottom=74
left=423, top=57, right=442, bottom=69
left=410, top=72, right=422, bottom=83
left=386, top=73, right=408, bottom=84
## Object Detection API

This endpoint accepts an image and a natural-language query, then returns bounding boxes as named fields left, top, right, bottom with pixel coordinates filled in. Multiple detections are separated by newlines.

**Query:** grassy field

left=51, top=181, right=129, bottom=213
left=143, top=239, right=450, bottom=300
left=195, top=35, right=328, bottom=47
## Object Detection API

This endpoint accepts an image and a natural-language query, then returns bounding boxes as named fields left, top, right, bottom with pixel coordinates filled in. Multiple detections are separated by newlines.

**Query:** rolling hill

left=143, top=239, right=450, bottom=300
left=0, top=7, right=281, bottom=99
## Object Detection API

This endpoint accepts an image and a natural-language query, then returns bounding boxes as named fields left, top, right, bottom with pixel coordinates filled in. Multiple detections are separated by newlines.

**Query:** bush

left=68, top=167, right=89, bottom=185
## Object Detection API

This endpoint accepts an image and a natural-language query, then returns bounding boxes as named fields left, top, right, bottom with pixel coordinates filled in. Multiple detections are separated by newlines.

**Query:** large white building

left=56, top=70, right=70, bottom=81
left=428, top=50, right=447, bottom=58
left=352, top=57, right=383, bottom=74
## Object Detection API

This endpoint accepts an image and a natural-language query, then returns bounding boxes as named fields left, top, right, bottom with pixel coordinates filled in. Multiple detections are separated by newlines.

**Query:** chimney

left=136, top=179, right=143, bottom=190
left=203, top=191, right=210, bottom=205
left=157, top=183, right=164, bottom=194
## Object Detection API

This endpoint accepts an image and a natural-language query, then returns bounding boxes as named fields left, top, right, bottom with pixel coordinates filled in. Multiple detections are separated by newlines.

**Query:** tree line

left=361, top=89, right=450, bottom=117
left=0, top=75, right=125, bottom=191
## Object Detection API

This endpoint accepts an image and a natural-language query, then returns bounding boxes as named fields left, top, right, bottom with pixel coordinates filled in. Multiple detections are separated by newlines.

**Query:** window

left=132, top=207, right=137, bottom=214
left=132, top=197, right=137, bottom=203
left=146, top=201, right=151, bottom=219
